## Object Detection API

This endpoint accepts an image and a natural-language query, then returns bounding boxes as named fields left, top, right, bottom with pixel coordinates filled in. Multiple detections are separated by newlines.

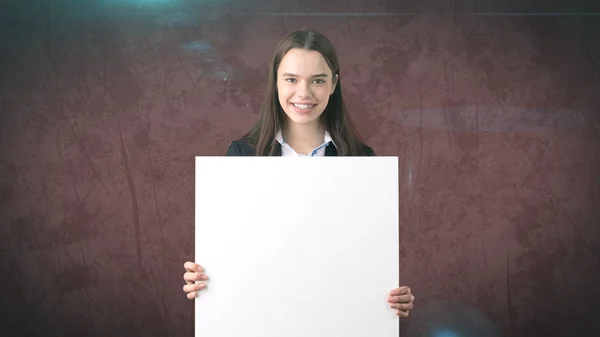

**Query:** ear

left=331, top=73, right=339, bottom=95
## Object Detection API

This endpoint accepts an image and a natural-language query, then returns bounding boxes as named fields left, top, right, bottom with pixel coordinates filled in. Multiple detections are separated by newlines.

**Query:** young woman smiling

left=182, top=30, right=415, bottom=318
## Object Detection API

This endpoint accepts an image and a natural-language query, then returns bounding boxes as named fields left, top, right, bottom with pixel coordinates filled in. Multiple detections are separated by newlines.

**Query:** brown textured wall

left=1, top=1, right=599, bottom=337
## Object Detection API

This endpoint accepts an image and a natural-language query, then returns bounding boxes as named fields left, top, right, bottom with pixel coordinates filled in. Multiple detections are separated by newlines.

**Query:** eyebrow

left=281, top=73, right=329, bottom=78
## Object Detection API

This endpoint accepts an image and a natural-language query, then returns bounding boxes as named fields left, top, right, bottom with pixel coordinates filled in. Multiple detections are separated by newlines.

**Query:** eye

left=285, top=78, right=296, bottom=83
left=313, top=79, right=325, bottom=84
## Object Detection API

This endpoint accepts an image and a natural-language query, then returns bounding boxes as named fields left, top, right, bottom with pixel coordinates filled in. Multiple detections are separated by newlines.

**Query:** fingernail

left=198, top=283, right=205, bottom=289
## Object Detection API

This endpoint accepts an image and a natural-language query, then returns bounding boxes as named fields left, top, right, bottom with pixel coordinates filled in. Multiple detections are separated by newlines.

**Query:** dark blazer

left=226, top=138, right=376, bottom=156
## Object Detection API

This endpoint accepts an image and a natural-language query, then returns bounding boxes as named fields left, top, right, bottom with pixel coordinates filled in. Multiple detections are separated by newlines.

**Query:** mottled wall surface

left=1, top=0, right=599, bottom=337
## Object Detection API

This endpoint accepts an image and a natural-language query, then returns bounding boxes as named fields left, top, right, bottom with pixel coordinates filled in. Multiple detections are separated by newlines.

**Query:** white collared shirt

left=276, top=130, right=336, bottom=157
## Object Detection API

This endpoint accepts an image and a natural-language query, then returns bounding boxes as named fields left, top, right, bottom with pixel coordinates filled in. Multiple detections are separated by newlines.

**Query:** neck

left=282, top=120, right=326, bottom=154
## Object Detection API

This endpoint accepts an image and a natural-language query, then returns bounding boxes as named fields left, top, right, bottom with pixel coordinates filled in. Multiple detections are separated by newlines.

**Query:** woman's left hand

left=388, top=286, right=414, bottom=317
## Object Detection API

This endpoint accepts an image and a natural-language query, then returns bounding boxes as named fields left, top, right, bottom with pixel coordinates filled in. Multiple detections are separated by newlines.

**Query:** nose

left=296, top=80, right=312, bottom=98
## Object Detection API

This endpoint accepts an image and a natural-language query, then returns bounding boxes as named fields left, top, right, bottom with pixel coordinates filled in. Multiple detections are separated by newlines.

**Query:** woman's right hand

left=183, top=261, right=209, bottom=299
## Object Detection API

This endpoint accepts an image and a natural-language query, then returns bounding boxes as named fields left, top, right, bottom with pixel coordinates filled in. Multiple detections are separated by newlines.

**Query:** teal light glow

left=433, top=330, right=460, bottom=337
left=101, top=0, right=177, bottom=6
left=132, top=0, right=174, bottom=3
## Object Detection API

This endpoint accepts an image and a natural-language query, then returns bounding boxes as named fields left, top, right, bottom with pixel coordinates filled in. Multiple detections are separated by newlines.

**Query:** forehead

left=277, top=48, right=332, bottom=76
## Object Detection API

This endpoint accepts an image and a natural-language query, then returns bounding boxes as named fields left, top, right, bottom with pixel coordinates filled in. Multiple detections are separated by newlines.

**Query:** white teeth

left=293, top=103, right=314, bottom=109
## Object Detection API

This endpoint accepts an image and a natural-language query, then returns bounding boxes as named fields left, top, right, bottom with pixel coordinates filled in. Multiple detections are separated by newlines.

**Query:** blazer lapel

left=273, top=143, right=282, bottom=156
left=325, top=144, right=338, bottom=156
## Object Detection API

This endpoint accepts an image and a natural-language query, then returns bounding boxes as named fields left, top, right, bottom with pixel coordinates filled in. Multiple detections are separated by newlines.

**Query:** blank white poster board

left=195, top=157, right=399, bottom=337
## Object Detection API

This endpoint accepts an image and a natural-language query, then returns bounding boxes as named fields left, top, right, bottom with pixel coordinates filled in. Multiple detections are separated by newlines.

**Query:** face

left=276, top=48, right=338, bottom=126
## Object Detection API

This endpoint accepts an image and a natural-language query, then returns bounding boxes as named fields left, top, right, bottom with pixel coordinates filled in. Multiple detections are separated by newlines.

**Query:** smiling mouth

left=292, top=103, right=316, bottom=109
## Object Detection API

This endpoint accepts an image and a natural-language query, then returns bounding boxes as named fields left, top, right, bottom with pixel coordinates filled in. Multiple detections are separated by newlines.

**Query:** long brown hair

left=242, top=30, right=367, bottom=156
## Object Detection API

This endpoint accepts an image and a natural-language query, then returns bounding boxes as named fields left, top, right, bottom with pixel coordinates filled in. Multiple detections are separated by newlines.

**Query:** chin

left=285, top=113, right=321, bottom=126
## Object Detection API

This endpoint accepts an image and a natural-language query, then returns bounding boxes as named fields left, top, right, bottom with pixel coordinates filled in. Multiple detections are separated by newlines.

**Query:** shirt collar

left=276, top=129, right=337, bottom=149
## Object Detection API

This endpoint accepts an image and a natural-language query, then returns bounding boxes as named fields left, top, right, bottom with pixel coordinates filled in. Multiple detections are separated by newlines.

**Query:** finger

left=183, top=283, right=206, bottom=293
left=390, top=302, right=413, bottom=311
left=184, top=261, right=204, bottom=273
left=389, top=286, right=411, bottom=296
left=396, top=310, right=410, bottom=318
left=183, top=272, right=209, bottom=284
left=187, top=291, right=197, bottom=300
left=387, top=294, right=414, bottom=303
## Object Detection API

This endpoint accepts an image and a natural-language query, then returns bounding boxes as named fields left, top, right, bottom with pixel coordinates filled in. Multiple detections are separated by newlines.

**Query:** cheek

left=276, top=83, right=284, bottom=102
left=277, top=85, right=293, bottom=102
left=317, top=86, right=332, bottom=103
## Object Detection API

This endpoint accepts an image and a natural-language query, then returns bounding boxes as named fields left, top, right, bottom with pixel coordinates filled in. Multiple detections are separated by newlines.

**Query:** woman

left=182, top=30, right=415, bottom=317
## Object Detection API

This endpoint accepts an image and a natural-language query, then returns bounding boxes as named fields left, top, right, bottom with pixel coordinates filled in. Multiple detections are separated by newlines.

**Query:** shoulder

left=226, top=138, right=256, bottom=156
left=359, top=143, right=376, bottom=156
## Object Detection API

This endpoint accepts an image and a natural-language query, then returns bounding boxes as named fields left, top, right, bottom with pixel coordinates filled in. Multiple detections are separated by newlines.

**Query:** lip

left=290, top=103, right=316, bottom=115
